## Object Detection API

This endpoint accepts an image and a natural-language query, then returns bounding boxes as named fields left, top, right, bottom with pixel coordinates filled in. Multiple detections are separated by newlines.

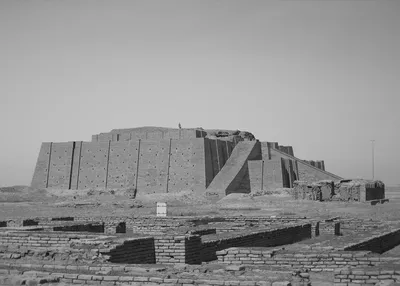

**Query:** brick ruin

left=1, top=215, right=400, bottom=285
left=31, top=126, right=344, bottom=199
left=292, top=179, right=386, bottom=204
left=6, top=126, right=392, bottom=285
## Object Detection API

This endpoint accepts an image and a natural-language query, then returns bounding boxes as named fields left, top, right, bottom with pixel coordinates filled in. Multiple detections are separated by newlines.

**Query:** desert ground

left=0, top=185, right=399, bottom=222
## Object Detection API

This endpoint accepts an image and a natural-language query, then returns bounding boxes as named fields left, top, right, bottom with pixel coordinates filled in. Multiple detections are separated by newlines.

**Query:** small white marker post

left=156, top=202, right=167, bottom=217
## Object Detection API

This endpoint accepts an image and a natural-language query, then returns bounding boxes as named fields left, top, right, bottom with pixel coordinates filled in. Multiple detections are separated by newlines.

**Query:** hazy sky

left=1, top=0, right=399, bottom=187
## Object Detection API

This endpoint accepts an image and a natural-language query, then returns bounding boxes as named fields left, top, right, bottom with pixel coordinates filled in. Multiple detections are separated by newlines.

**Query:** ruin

left=1, top=126, right=397, bottom=286
left=292, top=179, right=386, bottom=204
left=1, top=214, right=400, bottom=285
left=31, top=126, right=343, bottom=199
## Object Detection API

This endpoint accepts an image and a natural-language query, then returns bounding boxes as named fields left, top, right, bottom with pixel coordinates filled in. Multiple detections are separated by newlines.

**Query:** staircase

left=205, top=140, right=261, bottom=200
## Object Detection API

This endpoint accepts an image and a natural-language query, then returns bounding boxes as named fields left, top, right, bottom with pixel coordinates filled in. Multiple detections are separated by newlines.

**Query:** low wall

left=51, top=217, right=74, bottom=221
left=0, top=264, right=310, bottom=286
left=154, top=235, right=201, bottom=264
left=74, top=215, right=309, bottom=234
left=0, top=230, right=205, bottom=265
left=216, top=248, right=390, bottom=271
left=364, top=186, right=385, bottom=201
left=4, top=219, right=39, bottom=228
left=0, top=232, right=156, bottom=265
left=340, top=218, right=384, bottom=234
left=336, top=180, right=385, bottom=202
left=0, top=232, right=103, bottom=263
left=106, top=238, right=155, bottom=264
left=334, top=265, right=400, bottom=286
left=343, top=227, right=400, bottom=253
left=201, top=223, right=311, bottom=262
left=105, top=222, right=126, bottom=234
left=53, top=223, right=105, bottom=233
left=319, top=221, right=341, bottom=236
left=75, top=216, right=195, bottom=234
left=0, top=232, right=94, bottom=248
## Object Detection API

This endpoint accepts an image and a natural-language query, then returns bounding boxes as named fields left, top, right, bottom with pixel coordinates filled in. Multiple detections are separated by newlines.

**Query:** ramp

left=205, top=140, right=261, bottom=199
left=271, top=148, right=342, bottom=182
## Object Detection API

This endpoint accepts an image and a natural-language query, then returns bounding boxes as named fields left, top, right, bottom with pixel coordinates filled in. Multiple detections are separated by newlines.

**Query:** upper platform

left=92, top=126, right=255, bottom=143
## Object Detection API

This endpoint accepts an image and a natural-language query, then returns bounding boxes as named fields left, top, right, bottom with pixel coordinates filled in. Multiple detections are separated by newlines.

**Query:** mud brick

left=134, top=277, right=149, bottom=282
left=163, top=278, right=179, bottom=283
left=92, top=275, right=104, bottom=281
left=78, top=274, right=93, bottom=280
left=100, top=282, right=116, bottom=286
left=64, top=274, right=78, bottom=279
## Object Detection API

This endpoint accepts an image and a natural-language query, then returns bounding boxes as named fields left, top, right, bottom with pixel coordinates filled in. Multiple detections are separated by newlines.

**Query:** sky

left=0, top=0, right=399, bottom=187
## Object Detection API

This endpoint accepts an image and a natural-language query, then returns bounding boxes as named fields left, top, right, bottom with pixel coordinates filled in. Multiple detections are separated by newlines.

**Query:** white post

left=156, top=202, right=167, bottom=217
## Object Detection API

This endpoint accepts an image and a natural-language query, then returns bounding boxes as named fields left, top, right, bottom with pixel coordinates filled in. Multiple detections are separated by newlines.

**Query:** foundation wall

left=107, top=238, right=156, bottom=264
left=0, top=265, right=310, bottom=286
left=201, top=223, right=311, bottom=262
left=343, top=227, right=400, bottom=253
left=334, top=266, right=400, bottom=285
left=154, top=235, right=201, bottom=264
left=217, top=248, right=385, bottom=270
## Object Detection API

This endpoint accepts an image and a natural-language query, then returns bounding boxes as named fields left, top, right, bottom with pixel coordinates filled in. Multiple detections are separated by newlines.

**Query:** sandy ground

left=0, top=186, right=399, bottom=221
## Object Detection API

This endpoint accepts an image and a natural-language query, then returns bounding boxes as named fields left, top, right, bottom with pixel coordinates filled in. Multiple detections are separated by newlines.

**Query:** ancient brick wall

left=255, top=143, right=340, bottom=188
left=47, top=142, right=74, bottom=189
left=248, top=159, right=284, bottom=191
left=0, top=232, right=154, bottom=265
left=319, top=221, right=341, bottom=236
left=136, top=140, right=169, bottom=193
left=343, top=227, right=400, bottom=253
left=278, top=145, right=294, bottom=156
left=53, top=223, right=105, bottom=233
left=217, top=248, right=384, bottom=270
left=31, top=138, right=225, bottom=193
left=248, top=160, right=263, bottom=191
left=0, top=264, right=310, bottom=286
left=334, top=266, right=400, bottom=285
left=297, top=160, right=340, bottom=183
left=74, top=215, right=310, bottom=235
left=204, top=139, right=215, bottom=187
left=154, top=235, right=201, bottom=264
left=77, top=141, right=109, bottom=189
left=92, top=128, right=206, bottom=142
left=30, top=142, right=52, bottom=189
left=168, top=139, right=206, bottom=193
left=69, top=141, right=82, bottom=190
left=107, top=140, right=139, bottom=189
left=0, top=232, right=95, bottom=249
left=303, top=160, right=325, bottom=171
left=340, top=218, right=383, bottom=234
left=364, top=185, right=385, bottom=201
left=5, top=218, right=39, bottom=228
left=200, top=223, right=311, bottom=261
left=360, top=181, right=385, bottom=202
left=106, top=238, right=156, bottom=264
